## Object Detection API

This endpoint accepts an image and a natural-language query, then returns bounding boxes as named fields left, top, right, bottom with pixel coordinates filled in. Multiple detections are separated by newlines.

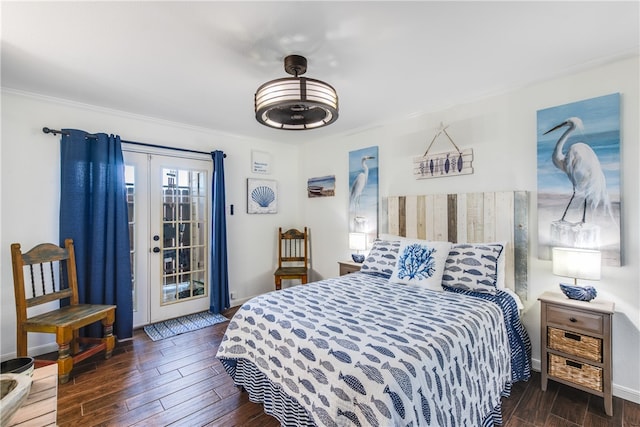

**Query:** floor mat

left=143, top=311, right=228, bottom=341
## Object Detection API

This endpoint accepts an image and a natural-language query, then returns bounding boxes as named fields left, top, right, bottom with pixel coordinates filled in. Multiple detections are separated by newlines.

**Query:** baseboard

left=531, top=357, right=541, bottom=372
left=531, top=357, right=640, bottom=404
left=1, top=342, right=58, bottom=362
left=229, top=296, right=253, bottom=307
left=612, top=384, right=640, bottom=404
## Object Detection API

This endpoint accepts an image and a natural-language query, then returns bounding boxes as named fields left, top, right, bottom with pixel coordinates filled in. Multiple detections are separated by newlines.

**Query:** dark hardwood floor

left=54, top=307, right=640, bottom=427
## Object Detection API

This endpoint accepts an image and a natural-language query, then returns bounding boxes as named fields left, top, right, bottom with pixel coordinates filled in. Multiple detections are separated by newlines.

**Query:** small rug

left=143, top=311, right=228, bottom=341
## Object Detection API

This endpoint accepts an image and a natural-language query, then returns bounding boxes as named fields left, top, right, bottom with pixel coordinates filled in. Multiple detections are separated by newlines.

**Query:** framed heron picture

left=348, top=146, right=378, bottom=246
left=536, top=93, right=621, bottom=265
left=247, top=178, right=277, bottom=214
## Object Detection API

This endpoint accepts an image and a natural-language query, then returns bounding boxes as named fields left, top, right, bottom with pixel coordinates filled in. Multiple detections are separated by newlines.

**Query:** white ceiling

left=2, top=1, right=639, bottom=144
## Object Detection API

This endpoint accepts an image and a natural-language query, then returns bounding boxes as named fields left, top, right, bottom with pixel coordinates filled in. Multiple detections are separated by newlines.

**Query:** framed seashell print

left=247, top=178, right=277, bottom=214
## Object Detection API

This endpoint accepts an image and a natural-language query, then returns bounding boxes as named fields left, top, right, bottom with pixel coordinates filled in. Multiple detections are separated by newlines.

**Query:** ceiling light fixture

left=254, top=55, right=338, bottom=130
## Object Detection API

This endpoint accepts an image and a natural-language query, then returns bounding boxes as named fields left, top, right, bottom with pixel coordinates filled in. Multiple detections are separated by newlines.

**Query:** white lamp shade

left=349, top=232, right=367, bottom=251
left=552, top=247, right=601, bottom=281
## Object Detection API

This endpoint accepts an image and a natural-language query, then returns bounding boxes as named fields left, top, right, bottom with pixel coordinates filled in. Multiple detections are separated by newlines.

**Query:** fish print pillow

left=389, top=240, right=452, bottom=290
left=442, top=242, right=506, bottom=294
left=360, top=238, right=401, bottom=278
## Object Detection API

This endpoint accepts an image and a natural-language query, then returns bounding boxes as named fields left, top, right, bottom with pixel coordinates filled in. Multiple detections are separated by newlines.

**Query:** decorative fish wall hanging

left=413, top=123, right=474, bottom=179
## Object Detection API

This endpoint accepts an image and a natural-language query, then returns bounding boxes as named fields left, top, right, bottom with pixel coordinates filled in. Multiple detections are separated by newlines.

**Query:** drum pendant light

left=254, top=55, right=339, bottom=130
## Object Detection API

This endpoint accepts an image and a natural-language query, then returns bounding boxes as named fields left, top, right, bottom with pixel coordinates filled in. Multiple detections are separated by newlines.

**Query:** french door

left=124, top=151, right=212, bottom=326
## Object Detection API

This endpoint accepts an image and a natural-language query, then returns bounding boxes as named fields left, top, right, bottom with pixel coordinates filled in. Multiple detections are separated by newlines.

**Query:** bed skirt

left=220, top=357, right=512, bottom=427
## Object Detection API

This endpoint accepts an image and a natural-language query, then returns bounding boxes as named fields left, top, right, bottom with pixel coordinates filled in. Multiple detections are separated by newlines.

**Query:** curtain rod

left=42, top=127, right=225, bottom=157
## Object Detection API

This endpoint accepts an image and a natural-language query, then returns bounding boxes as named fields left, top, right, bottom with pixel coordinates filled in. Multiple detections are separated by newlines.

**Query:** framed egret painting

left=537, top=93, right=621, bottom=265
left=247, top=178, right=277, bottom=214
left=348, top=146, right=378, bottom=247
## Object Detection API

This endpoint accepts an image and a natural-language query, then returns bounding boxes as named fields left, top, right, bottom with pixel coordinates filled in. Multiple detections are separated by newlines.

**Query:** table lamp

left=349, top=232, right=367, bottom=263
left=552, top=247, right=601, bottom=302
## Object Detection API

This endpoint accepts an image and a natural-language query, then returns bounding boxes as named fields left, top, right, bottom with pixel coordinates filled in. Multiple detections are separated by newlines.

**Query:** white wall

left=2, top=56, right=638, bottom=403
left=0, top=90, right=302, bottom=357
left=301, top=56, right=640, bottom=402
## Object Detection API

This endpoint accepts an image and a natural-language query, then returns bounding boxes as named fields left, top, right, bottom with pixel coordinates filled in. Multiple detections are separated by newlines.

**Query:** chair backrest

left=277, top=227, right=308, bottom=269
left=11, top=238, right=80, bottom=323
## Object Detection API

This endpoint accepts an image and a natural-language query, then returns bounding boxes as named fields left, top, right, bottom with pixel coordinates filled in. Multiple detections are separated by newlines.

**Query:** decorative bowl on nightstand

left=559, top=283, right=597, bottom=302
left=351, top=254, right=365, bottom=263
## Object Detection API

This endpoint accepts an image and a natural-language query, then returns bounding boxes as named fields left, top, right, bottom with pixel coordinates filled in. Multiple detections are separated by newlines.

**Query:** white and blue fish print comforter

left=217, top=273, right=531, bottom=427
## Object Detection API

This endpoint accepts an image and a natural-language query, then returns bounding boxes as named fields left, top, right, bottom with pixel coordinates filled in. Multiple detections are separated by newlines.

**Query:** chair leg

left=16, top=327, right=28, bottom=357
left=102, top=321, right=115, bottom=359
left=275, top=276, right=282, bottom=291
left=72, top=329, right=80, bottom=355
left=301, top=276, right=308, bottom=284
left=56, top=328, right=74, bottom=384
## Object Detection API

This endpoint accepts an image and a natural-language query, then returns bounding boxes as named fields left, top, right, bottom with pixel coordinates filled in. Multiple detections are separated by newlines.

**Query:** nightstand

left=539, top=291, right=614, bottom=416
left=338, top=260, right=362, bottom=276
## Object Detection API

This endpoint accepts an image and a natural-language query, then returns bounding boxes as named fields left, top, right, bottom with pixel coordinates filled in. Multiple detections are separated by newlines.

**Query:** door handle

left=152, top=247, right=161, bottom=253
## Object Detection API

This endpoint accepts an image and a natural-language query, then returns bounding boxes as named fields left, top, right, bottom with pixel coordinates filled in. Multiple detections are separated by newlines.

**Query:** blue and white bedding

left=217, top=273, right=531, bottom=427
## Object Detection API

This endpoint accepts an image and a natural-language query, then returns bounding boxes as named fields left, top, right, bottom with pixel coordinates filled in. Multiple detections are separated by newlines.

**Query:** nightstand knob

left=569, top=317, right=577, bottom=322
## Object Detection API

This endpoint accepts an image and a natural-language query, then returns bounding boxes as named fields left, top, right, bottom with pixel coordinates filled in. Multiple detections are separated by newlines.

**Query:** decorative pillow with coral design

left=389, top=240, right=452, bottom=290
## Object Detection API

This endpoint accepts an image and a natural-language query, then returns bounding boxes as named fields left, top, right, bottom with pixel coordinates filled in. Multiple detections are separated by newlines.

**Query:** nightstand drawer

left=548, top=327, right=601, bottom=362
left=549, top=353, right=603, bottom=392
left=546, top=304, right=604, bottom=335
left=338, top=261, right=362, bottom=276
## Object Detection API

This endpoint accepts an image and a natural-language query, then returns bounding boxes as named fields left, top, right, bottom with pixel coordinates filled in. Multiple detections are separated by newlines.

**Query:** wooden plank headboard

left=387, top=191, right=528, bottom=301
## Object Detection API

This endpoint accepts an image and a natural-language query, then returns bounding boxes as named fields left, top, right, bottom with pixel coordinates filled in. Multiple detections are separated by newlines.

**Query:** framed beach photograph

left=247, top=178, right=277, bottom=214
left=307, top=175, right=335, bottom=198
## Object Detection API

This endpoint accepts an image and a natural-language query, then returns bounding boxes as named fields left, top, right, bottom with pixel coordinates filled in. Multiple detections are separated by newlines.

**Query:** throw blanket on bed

left=217, top=273, right=530, bottom=426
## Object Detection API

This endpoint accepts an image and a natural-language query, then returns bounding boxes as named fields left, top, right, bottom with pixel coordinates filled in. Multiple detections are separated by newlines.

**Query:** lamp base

left=351, top=253, right=365, bottom=263
left=559, top=283, right=597, bottom=302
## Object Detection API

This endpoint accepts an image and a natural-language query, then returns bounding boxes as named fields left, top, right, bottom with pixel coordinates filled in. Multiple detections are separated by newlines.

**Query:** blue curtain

left=59, top=129, right=133, bottom=339
left=210, top=150, right=230, bottom=314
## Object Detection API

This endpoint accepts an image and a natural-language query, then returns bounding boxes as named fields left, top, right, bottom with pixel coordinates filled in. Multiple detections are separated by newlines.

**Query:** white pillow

left=390, top=240, right=452, bottom=291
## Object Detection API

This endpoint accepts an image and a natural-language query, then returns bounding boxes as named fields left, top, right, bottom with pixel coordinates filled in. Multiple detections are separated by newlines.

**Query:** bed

left=217, top=191, right=532, bottom=427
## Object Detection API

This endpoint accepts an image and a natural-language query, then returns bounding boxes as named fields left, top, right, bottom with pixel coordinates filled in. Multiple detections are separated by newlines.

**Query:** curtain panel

left=59, top=129, right=133, bottom=339
left=210, top=150, right=230, bottom=314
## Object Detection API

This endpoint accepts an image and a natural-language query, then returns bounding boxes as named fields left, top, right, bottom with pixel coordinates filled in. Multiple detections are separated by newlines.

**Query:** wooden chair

left=11, top=238, right=116, bottom=384
left=274, top=227, right=309, bottom=290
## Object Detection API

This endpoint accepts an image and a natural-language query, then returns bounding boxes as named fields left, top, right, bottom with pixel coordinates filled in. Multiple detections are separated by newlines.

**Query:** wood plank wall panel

left=424, top=195, right=435, bottom=240
left=405, top=196, right=418, bottom=239
left=399, top=197, right=406, bottom=237
left=388, top=197, right=400, bottom=236
left=387, top=191, right=528, bottom=300
left=514, top=191, right=529, bottom=300
left=433, top=193, right=449, bottom=241
left=417, top=195, right=426, bottom=239
left=447, top=194, right=457, bottom=243
left=495, top=192, right=516, bottom=294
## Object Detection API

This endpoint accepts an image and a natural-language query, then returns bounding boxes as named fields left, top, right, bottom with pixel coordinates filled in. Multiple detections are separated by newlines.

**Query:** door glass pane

left=161, top=167, right=208, bottom=304
left=124, top=165, right=137, bottom=311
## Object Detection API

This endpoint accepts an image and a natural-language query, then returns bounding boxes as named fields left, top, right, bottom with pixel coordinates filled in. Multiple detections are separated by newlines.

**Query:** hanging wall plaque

left=413, top=124, right=473, bottom=179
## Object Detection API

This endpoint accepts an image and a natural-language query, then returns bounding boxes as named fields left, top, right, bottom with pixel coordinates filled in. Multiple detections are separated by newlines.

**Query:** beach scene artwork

left=537, top=93, right=620, bottom=265
left=307, top=175, right=335, bottom=198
